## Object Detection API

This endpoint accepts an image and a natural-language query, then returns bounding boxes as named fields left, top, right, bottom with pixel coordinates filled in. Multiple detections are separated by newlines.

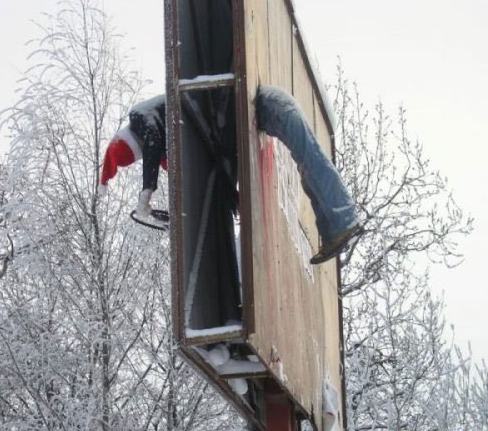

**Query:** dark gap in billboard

left=178, top=0, right=242, bottom=333
left=178, top=0, right=234, bottom=79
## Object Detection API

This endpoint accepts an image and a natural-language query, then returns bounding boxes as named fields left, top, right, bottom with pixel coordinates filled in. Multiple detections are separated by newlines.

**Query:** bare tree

left=330, top=65, right=482, bottom=430
left=0, top=1, right=242, bottom=430
left=0, top=163, right=13, bottom=278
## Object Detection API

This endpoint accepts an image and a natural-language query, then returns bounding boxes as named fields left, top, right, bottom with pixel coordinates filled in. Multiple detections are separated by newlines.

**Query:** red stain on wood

left=258, top=135, right=275, bottom=227
left=258, top=134, right=277, bottom=291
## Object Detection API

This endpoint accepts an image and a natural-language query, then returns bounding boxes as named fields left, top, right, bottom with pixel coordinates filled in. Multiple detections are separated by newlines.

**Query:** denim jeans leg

left=130, top=112, right=163, bottom=191
left=301, top=178, right=330, bottom=241
left=300, top=137, right=357, bottom=240
left=257, top=85, right=358, bottom=241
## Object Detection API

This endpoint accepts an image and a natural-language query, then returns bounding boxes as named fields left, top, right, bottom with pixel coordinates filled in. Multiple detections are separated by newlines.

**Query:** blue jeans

left=256, top=85, right=358, bottom=242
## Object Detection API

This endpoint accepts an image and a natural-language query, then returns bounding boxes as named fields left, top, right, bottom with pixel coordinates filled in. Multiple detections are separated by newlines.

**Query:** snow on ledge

left=217, top=359, right=266, bottom=375
left=179, top=73, right=235, bottom=86
left=186, top=323, right=243, bottom=338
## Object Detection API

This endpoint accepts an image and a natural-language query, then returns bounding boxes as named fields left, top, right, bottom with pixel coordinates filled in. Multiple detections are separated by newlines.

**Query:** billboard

left=166, top=1, right=345, bottom=429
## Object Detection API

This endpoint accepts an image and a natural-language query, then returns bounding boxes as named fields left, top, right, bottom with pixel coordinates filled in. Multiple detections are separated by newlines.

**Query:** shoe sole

left=130, top=209, right=169, bottom=231
left=310, top=224, right=364, bottom=265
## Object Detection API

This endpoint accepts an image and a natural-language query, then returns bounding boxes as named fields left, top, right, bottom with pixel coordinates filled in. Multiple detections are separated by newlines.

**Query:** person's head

left=100, top=127, right=142, bottom=186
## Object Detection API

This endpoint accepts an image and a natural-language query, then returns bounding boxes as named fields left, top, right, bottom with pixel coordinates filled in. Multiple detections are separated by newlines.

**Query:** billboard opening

left=179, top=88, right=241, bottom=334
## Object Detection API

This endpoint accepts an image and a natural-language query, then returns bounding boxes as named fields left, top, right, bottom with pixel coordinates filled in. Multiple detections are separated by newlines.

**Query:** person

left=256, top=85, right=362, bottom=264
left=101, top=89, right=360, bottom=263
left=100, top=95, right=167, bottom=219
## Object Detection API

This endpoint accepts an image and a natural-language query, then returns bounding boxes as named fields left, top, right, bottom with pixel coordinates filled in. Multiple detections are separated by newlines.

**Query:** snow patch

left=179, top=73, right=234, bottom=86
left=323, top=380, right=340, bottom=431
left=130, top=95, right=165, bottom=128
left=217, top=359, right=266, bottom=375
left=228, top=378, right=248, bottom=395
left=207, top=344, right=230, bottom=367
left=185, top=323, right=243, bottom=339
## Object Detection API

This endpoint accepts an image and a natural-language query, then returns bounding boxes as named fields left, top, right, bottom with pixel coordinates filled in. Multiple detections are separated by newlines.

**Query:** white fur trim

left=115, top=126, right=142, bottom=160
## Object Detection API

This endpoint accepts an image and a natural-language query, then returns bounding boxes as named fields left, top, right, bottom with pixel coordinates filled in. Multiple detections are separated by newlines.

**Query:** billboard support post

left=265, top=385, right=298, bottom=431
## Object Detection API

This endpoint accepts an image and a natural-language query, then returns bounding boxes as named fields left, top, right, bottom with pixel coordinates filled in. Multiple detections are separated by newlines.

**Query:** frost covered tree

left=330, top=67, right=488, bottom=430
left=0, top=1, right=241, bottom=429
left=0, top=162, right=13, bottom=279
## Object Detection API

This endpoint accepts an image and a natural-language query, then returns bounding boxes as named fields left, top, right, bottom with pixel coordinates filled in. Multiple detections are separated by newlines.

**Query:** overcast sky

left=1, top=0, right=487, bottom=362
left=294, top=0, right=488, bottom=364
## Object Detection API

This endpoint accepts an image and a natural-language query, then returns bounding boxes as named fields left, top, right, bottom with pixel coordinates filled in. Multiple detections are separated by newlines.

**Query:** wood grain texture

left=292, top=34, right=320, bottom=251
left=267, top=0, right=293, bottom=92
left=242, top=1, right=344, bottom=429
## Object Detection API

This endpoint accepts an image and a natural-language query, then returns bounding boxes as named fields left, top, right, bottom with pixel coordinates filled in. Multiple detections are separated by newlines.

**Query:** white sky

left=1, top=0, right=487, bottom=363
left=294, top=0, right=488, bottom=365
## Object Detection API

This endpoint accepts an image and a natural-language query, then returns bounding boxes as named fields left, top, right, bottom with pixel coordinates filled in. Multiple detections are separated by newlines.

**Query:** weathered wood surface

left=242, top=1, right=344, bottom=429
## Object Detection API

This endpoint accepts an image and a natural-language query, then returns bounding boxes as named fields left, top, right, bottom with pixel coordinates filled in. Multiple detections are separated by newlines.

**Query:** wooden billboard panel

left=267, top=0, right=293, bottom=91
left=292, top=35, right=320, bottom=250
left=167, top=0, right=345, bottom=429
left=242, top=1, right=344, bottom=429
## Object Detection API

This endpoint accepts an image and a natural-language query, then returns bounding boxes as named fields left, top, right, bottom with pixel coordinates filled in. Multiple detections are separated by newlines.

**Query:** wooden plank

left=165, top=0, right=185, bottom=341
left=241, top=2, right=345, bottom=430
left=284, top=0, right=335, bottom=138
left=247, top=134, right=331, bottom=429
left=280, top=44, right=327, bottom=413
left=241, top=0, right=271, bottom=337
left=313, top=93, right=334, bottom=160
left=267, top=0, right=293, bottom=92
left=178, top=73, right=235, bottom=91
left=243, top=0, right=270, bottom=89
left=292, top=35, right=320, bottom=251
left=169, top=0, right=346, bottom=428
left=219, top=371, right=268, bottom=379
left=184, top=329, right=244, bottom=347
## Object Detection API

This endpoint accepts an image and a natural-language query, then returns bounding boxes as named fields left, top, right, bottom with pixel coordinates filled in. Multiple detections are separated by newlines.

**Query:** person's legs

left=300, top=135, right=357, bottom=241
left=129, top=112, right=164, bottom=216
left=142, top=132, right=164, bottom=192
left=256, top=85, right=358, bottom=242
left=301, top=177, right=329, bottom=241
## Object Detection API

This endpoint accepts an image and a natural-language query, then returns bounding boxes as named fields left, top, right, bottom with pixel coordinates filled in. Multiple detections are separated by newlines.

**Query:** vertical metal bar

left=232, top=0, right=255, bottom=336
left=165, top=0, right=185, bottom=342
